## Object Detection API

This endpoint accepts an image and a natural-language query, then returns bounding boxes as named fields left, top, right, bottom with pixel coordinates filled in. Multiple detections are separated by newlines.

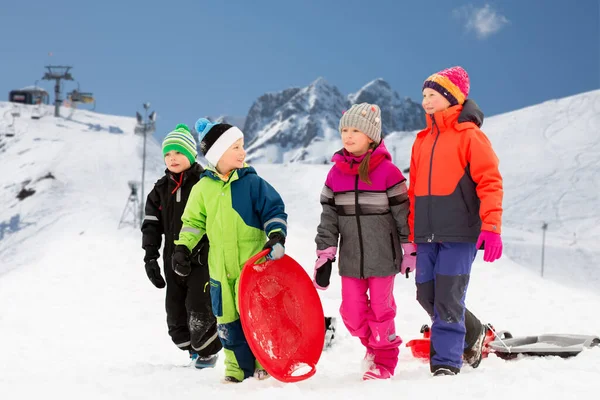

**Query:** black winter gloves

left=172, top=245, right=192, bottom=277
left=314, top=259, right=334, bottom=289
left=145, top=259, right=166, bottom=289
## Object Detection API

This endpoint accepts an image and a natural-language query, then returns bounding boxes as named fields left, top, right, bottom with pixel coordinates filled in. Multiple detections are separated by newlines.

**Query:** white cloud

left=453, top=4, right=509, bottom=39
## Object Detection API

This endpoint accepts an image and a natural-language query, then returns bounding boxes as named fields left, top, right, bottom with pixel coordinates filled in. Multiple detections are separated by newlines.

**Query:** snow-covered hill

left=0, top=97, right=599, bottom=399
left=382, top=90, right=600, bottom=290
left=0, top=102, right=164, bottom=274
left=481, top=90, right=600, bottom=287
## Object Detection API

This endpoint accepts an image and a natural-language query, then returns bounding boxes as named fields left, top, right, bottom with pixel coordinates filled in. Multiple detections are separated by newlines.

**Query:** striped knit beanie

left=195, top=118, right=244, bottom=167
left=339, top=103, right=382, bottom=144
left=162, top=123, right=197, bottom=165
left=422, top=66, right=470, bottom=106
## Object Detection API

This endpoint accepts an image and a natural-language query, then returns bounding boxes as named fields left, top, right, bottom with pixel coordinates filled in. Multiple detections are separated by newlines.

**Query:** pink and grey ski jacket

left=315, top=141, right=410, bottom=279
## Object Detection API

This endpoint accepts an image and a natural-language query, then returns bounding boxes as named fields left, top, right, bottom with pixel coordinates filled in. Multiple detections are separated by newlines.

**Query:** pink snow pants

left=340, top=275, right=401, bottom=374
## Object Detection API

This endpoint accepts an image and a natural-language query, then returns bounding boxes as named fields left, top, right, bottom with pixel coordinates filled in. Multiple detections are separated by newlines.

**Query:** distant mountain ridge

left=215, top=77, right=425, bottom=164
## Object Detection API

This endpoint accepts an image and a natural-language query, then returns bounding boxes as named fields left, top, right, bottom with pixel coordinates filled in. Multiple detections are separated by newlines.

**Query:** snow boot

left=254, top=368, right=270, bottom=380
left=189, top=351, right=218, bottom=369
left=222, top=376, right=241, bottom=384
left=361, top=350, right=376, bottom=373
left=194, top=353, right=219, bottom=369
left=362, top=364, right=392, bottom=380
left=324, top=316, right=337, bottom=350
left=463, top=324, right=486, bottom=369
left=432, top=367, right=457, bottom=377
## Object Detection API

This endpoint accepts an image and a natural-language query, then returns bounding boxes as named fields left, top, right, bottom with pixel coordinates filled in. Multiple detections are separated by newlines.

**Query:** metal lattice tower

left=42, top=65, right=74, bottom=117
left=118, top=182, right=140, bottom=229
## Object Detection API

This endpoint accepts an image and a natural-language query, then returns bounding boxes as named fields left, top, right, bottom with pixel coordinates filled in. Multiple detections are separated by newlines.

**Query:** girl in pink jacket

left=314, top=103, right=415, bottom=380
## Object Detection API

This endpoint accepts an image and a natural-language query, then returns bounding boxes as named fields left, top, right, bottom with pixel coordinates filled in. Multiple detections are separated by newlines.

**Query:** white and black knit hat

left=195, top=118, right=244, bottom=167
left=339, top=103, right=382, bottom=144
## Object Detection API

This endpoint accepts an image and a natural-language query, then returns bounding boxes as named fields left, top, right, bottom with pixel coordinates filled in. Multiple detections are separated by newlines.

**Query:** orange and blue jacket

left=408, top=105, right=503, bottom=243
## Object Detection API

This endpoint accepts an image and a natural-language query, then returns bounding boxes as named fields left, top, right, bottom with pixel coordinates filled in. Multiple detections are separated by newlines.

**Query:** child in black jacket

left=141, top=123, right=221, bottom=368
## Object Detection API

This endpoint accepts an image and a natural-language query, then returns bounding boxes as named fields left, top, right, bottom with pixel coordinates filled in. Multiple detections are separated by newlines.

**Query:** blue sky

left=1, top=0, right=598, bottom=139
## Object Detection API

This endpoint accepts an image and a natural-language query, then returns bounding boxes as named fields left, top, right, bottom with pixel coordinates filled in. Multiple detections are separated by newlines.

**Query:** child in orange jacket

left=408, top=66, right=503, bottom=376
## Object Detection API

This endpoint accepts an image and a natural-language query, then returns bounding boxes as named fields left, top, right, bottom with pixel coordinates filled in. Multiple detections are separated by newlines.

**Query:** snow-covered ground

left=1, top=97, right=599, bottom=399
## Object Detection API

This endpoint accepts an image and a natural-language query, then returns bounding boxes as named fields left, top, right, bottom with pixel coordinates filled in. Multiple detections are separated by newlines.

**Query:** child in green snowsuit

left=173, top=118, right=287, bottom=383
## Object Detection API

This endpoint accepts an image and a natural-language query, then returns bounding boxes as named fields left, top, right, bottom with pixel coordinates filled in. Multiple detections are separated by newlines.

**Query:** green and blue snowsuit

left=175, top=165, right=287, bottom=381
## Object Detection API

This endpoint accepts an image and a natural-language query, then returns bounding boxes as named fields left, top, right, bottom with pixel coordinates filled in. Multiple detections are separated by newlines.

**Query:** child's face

left=164, top=151, right=191, bottom=174
left=422, top=88, right=451, bottom=114
left=216, top=138, right=246, bottom=175
left=341, top=127, right=373, bottom=156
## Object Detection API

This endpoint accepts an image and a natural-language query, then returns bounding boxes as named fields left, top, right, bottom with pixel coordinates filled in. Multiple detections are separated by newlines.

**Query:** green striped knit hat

left=162, top=123, right=198, bottom=165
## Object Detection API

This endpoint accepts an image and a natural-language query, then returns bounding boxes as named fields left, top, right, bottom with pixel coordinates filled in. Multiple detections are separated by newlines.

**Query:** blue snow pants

left=415, top=242, right=477, bottom=373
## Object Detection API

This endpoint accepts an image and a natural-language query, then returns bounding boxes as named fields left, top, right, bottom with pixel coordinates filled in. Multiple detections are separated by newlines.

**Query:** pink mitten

left=400, top=243, right=417, bottom=276
left=476, top=231, right=503, bottom=262
left=314, top=247, right=337, bottom=290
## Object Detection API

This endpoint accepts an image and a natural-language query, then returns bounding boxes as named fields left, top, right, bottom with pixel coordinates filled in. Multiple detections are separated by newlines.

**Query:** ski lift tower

left=134, top=103, right=157, bottom=227
left=42, top=65, right=74, bottom=117
left=118, top=181, right=141, bottom=229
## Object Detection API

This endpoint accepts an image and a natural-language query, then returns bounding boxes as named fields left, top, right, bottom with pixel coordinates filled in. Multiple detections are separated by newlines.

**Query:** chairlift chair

left=2, top=107, right=20, bottom=136
left=67, top=89, right=96, bottom=111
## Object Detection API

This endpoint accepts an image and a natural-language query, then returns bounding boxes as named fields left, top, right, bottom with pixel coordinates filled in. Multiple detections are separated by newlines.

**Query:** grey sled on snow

left=488, top=334, right=600, bottom=359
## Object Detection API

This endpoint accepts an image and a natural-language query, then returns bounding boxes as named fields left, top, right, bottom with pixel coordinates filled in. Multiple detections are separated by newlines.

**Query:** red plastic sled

left=239, top=249, right=325, bottom=383
left=406, top=324, right=501, bottom=361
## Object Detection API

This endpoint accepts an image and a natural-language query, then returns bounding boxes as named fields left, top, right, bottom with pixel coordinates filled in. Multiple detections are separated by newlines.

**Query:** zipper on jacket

left=354, top=175, right=365, bottom=278
left=427, top=115, right=441, bottom=242
left=170, top=172, right=184, bottom=194
left=390, top=233, right=396, bottom=262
